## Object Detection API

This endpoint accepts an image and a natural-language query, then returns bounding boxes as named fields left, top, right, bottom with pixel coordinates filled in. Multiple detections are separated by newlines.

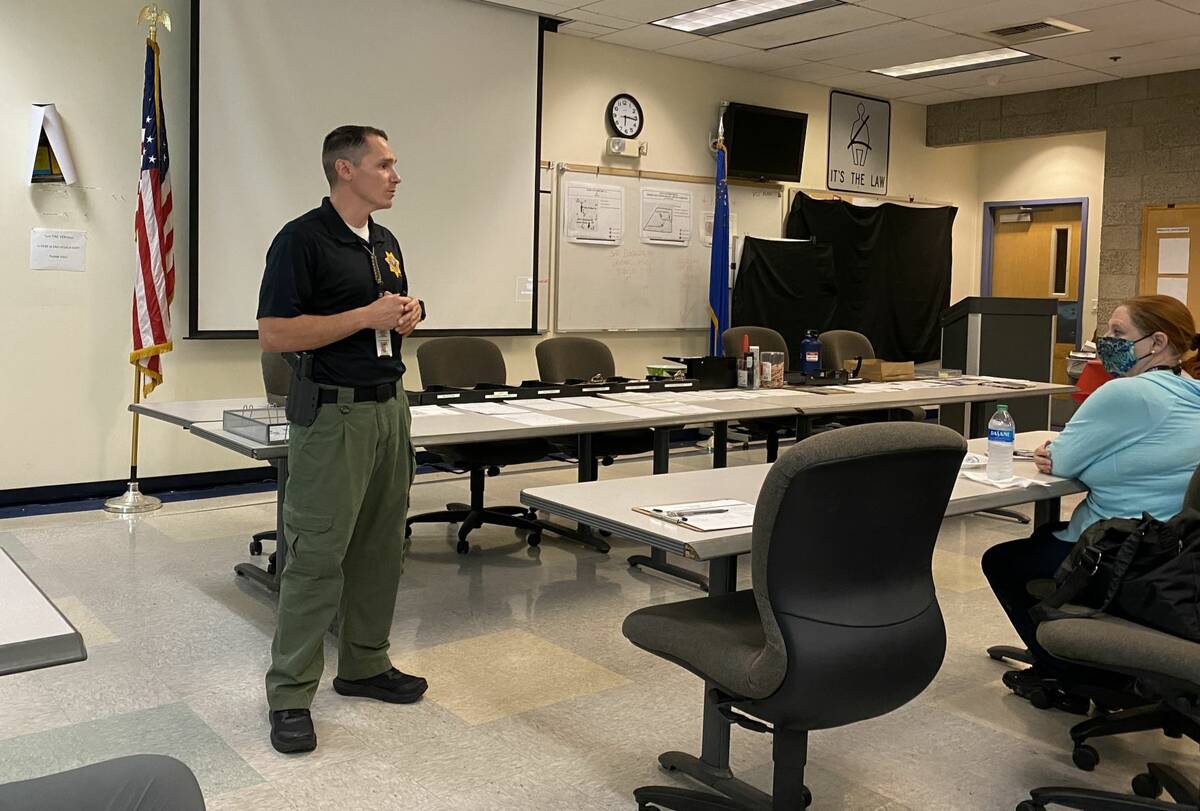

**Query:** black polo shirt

left=257, top=198, right=409, bottom=387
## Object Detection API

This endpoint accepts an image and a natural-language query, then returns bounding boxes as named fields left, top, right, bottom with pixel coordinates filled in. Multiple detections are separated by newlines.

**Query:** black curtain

left=785, top=193, right=955, bottom=362
left=732, top=237, right=838, bottom=368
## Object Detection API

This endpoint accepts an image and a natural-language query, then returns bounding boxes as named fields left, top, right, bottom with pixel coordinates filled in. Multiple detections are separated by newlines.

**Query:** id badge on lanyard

left=367, top=245, right=393, bottom=357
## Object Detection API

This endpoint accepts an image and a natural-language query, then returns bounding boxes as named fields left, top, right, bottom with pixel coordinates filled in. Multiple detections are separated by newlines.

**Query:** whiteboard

left=555, top=171, right=783, bottom=331
left=194, top=0, right=539, bottom=333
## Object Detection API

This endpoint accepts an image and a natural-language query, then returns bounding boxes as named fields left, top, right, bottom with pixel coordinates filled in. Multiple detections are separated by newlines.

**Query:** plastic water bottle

left=986, top=404, right=1015, bottom=481
left=800, top=330, right=822, bottom=376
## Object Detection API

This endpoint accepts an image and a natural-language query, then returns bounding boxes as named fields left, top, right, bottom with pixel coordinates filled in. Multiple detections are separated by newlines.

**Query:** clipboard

left=633, top=499, right=755, bottom=532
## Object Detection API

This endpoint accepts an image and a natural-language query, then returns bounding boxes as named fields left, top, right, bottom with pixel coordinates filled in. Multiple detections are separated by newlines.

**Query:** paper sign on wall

left=827, top=91, right=890, bottom=196
left=640, top=189, right=692, bottom=246
left=564, top=182, right=623, bottom=245
left=702, top=212, right=738, bottom=246
left=1158, top=238, right=1190, bottom=275
left=26, top=104, right=78, bottom=185
left=1158, top=276, right=1189, bottom=304
left=30, top=228, right=86, bottom=272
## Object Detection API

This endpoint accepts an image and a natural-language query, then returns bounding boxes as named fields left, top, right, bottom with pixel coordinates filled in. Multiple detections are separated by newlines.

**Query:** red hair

left=1122, top=295, right=1200, bottom=377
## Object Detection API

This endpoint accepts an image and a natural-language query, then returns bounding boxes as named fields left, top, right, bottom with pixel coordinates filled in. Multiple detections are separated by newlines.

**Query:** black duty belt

left=317, top=382, right=398, bottom=404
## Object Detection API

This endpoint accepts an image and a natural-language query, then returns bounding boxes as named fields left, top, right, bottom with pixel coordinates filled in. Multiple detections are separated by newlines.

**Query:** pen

left=667, top=508, right=728, bottom=517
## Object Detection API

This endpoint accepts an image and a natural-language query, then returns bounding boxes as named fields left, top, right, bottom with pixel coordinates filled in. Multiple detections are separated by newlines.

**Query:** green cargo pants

left=265, top=387, right=414, bottom=711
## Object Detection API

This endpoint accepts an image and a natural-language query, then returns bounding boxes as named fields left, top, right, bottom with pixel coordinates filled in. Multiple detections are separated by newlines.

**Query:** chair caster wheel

left=1072, top=744, right=1099, bottom=771
left=802, top=785, right=812, bottom=807
left=527, top=532, right=541, bottom=548
left=266, top=552, right=277, bottom=576
left=456, top=540, right=469, bottom=555
left=1016, top=801, right=1045, bottom=811
left=526, top=508, right=537, bottom=519
left=599, top=529, right=612, bottom=538
left=405, top=525, right=412, bottom=539
left=1028, top=686, right=1053, bottom=710
left=1132, top=772, right=1162, bottom=798
left=249, top=540, right=262, bottom=556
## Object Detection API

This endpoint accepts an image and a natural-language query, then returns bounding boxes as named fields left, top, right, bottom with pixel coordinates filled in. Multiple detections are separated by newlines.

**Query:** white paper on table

left=652, top=403, right=719, bottom=415
left=515, top=399, right=581, bottom=412
left=1157, top=238, right=1190, bottom=275
left=27, top=104, right=77, bottom=185
left=1157, top=276, right=1189, bottom=304
left=29, top=228, right=86, bottom=271
left=565, top=182, right=623, bottom=244
left=599, top=392, right=675, bottom=404
left=640, top=188, right=692, bottom=246
left=409, top=405, right=457, bottom=417
left=497, top=412, right=574, bottom=427
left=554, top=396, right=616, bottom=408
left=597, top=405, right=674, bottom=419
left=961, top=471, right=1051, bottom=490
left=450, top=402, right=529, bottom=416
left=634, top=499, right=756, bottom=532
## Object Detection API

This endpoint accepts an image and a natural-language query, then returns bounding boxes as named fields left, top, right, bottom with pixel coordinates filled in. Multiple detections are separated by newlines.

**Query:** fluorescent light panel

left=872, top=47, right=1040, bottom=79
left=652, top=0, right=842, bottom=36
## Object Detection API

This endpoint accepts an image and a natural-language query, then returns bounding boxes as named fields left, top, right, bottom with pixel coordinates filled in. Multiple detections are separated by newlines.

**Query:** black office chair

left=247, top=352, right=292, bottom=572
left=406, top=337, right=553, bottom=555
left=819, top=329, right=927, bottom=423
left=1018, top=613, right=1200, bottom=810
left=535, top=336, right=655, bottom=473
left=622, top=422, right=967, bottom=809
left=721, top=326, right=795, bottom=462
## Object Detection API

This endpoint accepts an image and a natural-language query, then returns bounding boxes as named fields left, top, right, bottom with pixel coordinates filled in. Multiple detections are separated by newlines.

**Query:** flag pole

left=106, top=5, right=171, bottom=515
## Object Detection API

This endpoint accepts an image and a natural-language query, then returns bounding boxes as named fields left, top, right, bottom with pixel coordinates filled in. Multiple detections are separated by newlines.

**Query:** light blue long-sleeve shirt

left=1051, top=370, right=1200, bottom=542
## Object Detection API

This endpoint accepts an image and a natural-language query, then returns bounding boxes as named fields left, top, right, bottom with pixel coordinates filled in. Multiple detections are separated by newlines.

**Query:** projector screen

left=191, top=0, right=542, bottom=335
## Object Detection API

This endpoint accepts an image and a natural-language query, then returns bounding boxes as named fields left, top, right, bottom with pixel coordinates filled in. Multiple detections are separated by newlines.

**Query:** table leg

left=539, top=433, right=610, bottom=552
left=712, top=421, right=727, bottom=469
left=234, top=457, right=286, bottom=593
left=1034, top=496, right=1061, bottom=529
left=652, top=427, right=671, bottom=474
left=796, top=414, right=813, bottom=441
left=629, top=425, right=706, bottom=587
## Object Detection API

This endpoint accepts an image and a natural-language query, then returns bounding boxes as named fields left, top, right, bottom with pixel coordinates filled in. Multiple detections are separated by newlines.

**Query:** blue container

left=800, top=330, right=822, bottom=375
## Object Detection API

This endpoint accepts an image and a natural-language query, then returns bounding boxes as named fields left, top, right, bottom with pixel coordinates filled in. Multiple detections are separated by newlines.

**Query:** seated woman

left=981, top=295, right=1200, bottom=709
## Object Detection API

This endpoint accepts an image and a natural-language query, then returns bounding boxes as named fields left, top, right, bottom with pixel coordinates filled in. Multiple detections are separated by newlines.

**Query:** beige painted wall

left=0, top=7, right=1090, bottom=492
left=973, top=132, right=1107, bottom=343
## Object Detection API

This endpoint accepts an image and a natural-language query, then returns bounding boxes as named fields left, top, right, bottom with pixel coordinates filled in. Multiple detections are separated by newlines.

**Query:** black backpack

left=1033, top=508, right=1200, bottom=642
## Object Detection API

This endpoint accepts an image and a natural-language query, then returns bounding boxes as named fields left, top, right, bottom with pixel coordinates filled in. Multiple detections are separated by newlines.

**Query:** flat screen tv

left=723, top=102, right=808, bottom=182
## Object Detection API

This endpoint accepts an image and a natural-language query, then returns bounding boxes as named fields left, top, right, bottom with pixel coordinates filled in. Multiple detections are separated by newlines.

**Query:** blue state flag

left=708, top=144, right=731, bottom=356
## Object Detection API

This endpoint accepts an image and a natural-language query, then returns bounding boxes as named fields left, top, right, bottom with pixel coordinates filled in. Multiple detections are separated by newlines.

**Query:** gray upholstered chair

left=622, top=422, right=967, bottom=809
left=535, top=337, right=655, bottom=469
left=1018, top=614, right=1200, bottom=810
left=407, top=337, right=554, bottom=554
left=820, top=329, right=927, bottom=423
left=247, top=353, right=294, bottom=570
left=721, top=326, right=794, bottom=462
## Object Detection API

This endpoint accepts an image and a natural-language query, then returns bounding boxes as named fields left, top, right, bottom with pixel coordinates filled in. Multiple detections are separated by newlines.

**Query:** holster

left=284, top=352, right=320, bottom=427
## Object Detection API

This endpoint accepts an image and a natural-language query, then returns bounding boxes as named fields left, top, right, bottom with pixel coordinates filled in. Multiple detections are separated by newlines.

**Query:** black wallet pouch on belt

left=284, top=352, right=320, bottom=427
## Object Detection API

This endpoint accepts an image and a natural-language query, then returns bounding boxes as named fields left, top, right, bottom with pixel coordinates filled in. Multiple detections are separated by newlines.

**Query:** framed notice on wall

left=827, top=91, right=890, bottom=196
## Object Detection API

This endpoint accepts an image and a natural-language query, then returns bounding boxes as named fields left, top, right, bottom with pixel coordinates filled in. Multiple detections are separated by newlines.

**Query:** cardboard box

left=846, top=359, right=915, bottom=382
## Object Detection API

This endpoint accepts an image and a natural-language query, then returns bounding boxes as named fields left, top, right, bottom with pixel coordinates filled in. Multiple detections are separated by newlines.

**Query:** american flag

left=131, top=38, right=175, bottom=397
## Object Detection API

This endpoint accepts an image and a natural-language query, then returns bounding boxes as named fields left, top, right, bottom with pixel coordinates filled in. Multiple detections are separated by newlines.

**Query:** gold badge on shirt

left=384, top=251, right=402, bottom=278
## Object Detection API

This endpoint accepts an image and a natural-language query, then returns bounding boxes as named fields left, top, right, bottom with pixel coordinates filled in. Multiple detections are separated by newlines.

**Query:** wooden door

left=1140, top=205, right=1200, bottom=316
left=991, top=204, right=1083, bottom=387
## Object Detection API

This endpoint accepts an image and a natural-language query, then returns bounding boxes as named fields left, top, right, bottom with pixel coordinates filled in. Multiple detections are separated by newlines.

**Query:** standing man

left=257, top=125, right=426, bottom=754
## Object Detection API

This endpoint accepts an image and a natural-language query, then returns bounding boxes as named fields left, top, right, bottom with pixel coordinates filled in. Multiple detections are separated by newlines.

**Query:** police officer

left=257, top=125, right=426, bottom=754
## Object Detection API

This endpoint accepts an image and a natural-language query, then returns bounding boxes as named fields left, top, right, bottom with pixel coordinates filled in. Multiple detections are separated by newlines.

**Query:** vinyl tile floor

left=1, top=443, right=1194, bottom=810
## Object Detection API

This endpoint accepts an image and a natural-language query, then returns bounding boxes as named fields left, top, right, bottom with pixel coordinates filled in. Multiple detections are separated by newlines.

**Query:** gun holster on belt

left=284, top=352, right=320, bottom=427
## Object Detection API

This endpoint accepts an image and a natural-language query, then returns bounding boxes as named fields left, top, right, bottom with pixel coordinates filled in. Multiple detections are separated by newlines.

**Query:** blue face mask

left=1097, top=334, right=1152, bottom=375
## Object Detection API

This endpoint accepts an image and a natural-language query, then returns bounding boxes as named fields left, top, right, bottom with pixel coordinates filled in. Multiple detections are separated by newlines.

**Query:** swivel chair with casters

left=622, top=422, right=967, bottom=810
left=406, top=337, right=553, bottom=555
left=721, top=326, right=795, bottom=462
left=534, top=336, right=656, bottom=474
left=247, top=351, right=292, bottom=574
left=1017, top=612, right=1200, bottom=810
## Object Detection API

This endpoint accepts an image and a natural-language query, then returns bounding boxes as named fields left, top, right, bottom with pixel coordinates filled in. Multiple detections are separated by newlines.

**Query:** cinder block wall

left=927, top=70, right=1200, bottom=323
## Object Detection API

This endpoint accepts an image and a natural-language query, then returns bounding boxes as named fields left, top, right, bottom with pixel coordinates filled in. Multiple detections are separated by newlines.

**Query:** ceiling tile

left=658, top=38, right=760, bottom=62
left=851, top=0, right=991, bottom=17
left=1050, top=34, right=1200, bottom=70
left=1018, top=1, right=1200, bottom=58
left=915, top=0, right=1136, bottom=36
left=711, top=4, right=900, bottom=49
left=595, top=23, right=702, bottom=50
left=770, top=60, right=859, bottom=82
left=917, top=55, right=1084, bottom=88
left=575, top=0, right=714, bottom=24
left=901, top=88, right=975, bottom=104
left=481, top=0, right=581, bottom=13
left=556, top=20, right=621, bottom=37
left=845, top=79, right=948, bottom=99
left=769, top=20, right=949, bottom=62
left=1100, top=51, right=1200, bottom=76
left=716, top=49, right=812, bottom=72
left=825, top=33, right=1005, bottom=71
left=1159, top=0, right=1200, bottom=12
left=565, top=8, right=643, bottom=28
left=961, top=67, right=1116, bottom=96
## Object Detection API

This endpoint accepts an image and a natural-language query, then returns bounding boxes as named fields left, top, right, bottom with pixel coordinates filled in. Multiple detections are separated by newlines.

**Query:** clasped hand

left=363, top=293, right=421, bottom=336
left=1033, top=440, right=1053, bottom=475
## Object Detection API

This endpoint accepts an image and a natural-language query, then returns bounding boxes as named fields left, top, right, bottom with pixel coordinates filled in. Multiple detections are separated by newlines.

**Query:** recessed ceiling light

left=872, top=48, right=1040, bottom=79
left=651, top=0, right=843, bottom=36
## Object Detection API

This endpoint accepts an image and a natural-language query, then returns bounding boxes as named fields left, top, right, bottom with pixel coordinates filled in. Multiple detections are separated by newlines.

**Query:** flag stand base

left=104, top=481, right=162, bottom=515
